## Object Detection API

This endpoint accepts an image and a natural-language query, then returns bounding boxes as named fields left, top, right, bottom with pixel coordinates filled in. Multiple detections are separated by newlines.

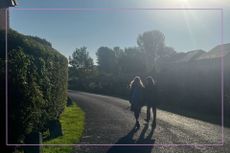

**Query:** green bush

left=0, top=29, right=68, bottom=143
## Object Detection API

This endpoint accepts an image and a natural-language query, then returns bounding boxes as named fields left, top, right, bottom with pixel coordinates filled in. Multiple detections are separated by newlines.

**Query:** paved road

left=68, top=91, right=230, bottom=153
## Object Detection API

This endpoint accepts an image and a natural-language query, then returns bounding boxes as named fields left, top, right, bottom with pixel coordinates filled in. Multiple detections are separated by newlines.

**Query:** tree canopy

left=96, top=47, right=116, bottom=73
left=137, top=30, right=166, bottom=73
left=69, top=47, right=94, bottom=79
left=69, top=47, right=94, bottom=70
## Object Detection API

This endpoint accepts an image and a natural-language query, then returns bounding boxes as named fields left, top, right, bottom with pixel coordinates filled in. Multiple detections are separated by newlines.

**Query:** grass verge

left=42, top=102, right=85, bottom=153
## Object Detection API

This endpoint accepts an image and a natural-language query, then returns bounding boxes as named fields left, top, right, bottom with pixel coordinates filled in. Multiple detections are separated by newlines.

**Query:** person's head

left=129, top=76, right=144, bottom=88
left=145, top=76, right=155, bottom=86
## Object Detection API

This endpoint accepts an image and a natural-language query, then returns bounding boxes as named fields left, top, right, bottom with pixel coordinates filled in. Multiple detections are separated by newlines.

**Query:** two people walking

left=129, top=76, right=157, bottom=129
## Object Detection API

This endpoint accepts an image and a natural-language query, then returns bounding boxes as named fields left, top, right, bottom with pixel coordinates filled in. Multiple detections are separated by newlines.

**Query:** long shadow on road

left=107, top=123, right=155, bottom=153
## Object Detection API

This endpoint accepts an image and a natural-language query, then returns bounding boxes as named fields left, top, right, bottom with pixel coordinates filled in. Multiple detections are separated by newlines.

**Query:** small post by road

left=24, top=132, right=43, bottom=153
left=0, top=0, right=17, bottom=30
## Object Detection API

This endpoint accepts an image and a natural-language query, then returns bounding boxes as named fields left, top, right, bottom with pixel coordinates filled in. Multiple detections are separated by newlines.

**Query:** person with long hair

left=129, top=76, right=144, bottom=128
left=144, top=76, right=157, bottom=128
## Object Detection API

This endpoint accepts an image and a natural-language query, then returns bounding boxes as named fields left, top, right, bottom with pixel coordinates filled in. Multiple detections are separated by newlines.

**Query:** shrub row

left=0, top=29, right=68, bottom=143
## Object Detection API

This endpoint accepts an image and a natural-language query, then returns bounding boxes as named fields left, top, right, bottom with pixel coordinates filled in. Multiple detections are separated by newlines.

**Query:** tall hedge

left=0, top=29, right=68, bottom=143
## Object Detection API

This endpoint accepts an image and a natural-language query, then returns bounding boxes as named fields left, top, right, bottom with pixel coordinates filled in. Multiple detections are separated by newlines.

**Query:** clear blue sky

left=10, top=0, right=230, bottom=62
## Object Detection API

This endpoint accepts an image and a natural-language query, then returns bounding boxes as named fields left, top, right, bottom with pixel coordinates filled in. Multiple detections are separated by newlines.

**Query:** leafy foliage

left=137, top=30, right=165, bottom=73
left=68, top=30, right=173, bottom=97
left=69, top=47, right=93, bottom=70
left=0, top=29, right=68, bottom=143
left=68, top=47, right=95, bottom=90
left=96, top=47, right=117, bottom=73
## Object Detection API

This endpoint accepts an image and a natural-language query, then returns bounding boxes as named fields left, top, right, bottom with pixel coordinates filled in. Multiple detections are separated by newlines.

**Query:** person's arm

left=129, top=87, right=133, bottom=103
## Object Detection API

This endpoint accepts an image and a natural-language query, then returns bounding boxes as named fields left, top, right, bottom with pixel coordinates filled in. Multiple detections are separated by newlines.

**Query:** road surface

left=68, top=91, right=230, bottom=153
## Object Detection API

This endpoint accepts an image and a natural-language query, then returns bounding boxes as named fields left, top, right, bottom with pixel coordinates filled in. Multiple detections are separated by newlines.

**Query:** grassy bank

left=43, top=102, right=85, bottom=153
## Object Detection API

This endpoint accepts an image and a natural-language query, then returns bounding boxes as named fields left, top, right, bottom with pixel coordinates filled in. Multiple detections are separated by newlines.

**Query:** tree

left=69, top=47, right=94, bottom=78
left=113, top=46, right=124, bottom=59
left=68, top=47, right=95, bottom=90
left=120, top=47, right=146, bottom=75
left=96, top=47, right=116, bottom=73
left=137, top=30, right=165, bottom=74
left=2, top=30, right=68, bottom=145
left=113, top=47, right=124, bottom=74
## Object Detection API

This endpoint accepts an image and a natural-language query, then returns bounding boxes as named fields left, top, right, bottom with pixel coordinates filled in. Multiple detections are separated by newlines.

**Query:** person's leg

left=134, top=108, right=140, bottom=127
left=152, top=107, right=157, bottom=128
left=146, top=105, right=151, bottom=122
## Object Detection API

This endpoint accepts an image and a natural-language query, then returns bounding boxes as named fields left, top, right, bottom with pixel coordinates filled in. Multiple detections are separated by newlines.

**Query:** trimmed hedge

left=0, top=29, right=68, bottom=144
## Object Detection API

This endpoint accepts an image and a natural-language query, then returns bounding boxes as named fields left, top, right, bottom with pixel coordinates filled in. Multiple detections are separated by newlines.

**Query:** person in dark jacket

left=144, top=76, right=157, bottom=128
left=129, top=76, right=144, bottom=128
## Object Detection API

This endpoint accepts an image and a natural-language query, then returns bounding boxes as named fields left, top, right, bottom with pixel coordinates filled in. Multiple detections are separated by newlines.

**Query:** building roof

left=175, top=49, right=205, bottom=63
left=196, top=43, right=230, bottom=60
left=0, top=0, right=17, bottom=8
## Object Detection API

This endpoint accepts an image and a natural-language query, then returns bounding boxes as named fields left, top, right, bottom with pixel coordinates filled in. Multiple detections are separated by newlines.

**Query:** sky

left=9, top=0, right=230, bottom=62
